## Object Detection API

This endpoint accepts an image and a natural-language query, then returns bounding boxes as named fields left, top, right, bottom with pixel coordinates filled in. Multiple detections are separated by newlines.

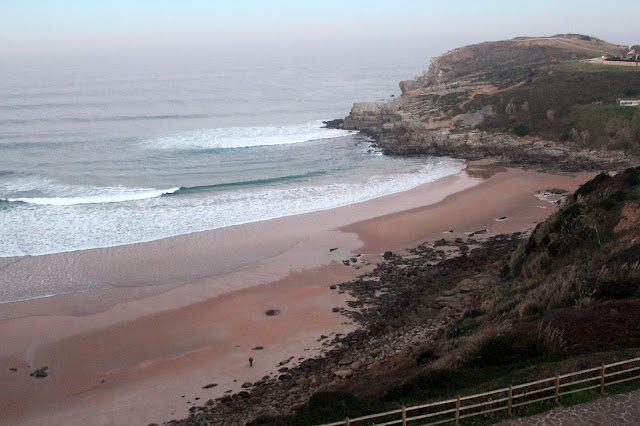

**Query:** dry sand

left=0, top=164, right=593, bottom=425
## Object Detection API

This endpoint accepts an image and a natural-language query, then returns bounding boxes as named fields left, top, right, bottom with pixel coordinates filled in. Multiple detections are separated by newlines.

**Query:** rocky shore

left=326, top=35, right=638, bottom=172
left=163, top=35, right=640, bottom=425
left=326, top=100, right=632, bottom=173
left=163, top=232, right=524, bottom=425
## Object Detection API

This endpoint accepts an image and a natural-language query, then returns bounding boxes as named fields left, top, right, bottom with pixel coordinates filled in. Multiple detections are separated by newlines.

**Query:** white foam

left=0, top=158, right=465, bottom=259
left=145, top=121, right=357, bottom=150
left=8, top=187, right=180, bottom=206
left=0, top=176, right=179, bottom=206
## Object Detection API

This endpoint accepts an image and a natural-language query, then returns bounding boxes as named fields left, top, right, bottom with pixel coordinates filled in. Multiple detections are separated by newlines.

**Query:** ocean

left=0, top=48, right=464, bottom=264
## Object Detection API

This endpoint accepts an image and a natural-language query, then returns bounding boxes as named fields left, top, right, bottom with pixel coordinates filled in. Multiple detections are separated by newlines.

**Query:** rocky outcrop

left=341, top=101, right=403, bottom=130
left=165, top=234, right=520, bottom=426
left=337, top=35, right=636, bottom=172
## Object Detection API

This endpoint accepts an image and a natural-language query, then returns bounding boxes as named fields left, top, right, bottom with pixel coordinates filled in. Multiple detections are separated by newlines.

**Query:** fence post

left=402, top=405, right=407, bottom=426
left=554, top=374, right=560, bottom=405
left=455, top=395, right=461, bottom=426
left=600, top=364, right=606, bottom=394
left=508, top=384, right=513, bottom=416
left=345, top=417, right=350, bottom=426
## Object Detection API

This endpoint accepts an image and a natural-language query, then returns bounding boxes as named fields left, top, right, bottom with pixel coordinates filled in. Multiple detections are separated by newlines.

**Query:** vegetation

left=470, top=332, right=548, bottom=367
left=464, top=62, right=640, bottom=152
left=277, top=169, right=640, bottom=425
left=278, top=344, right=640, bottom=425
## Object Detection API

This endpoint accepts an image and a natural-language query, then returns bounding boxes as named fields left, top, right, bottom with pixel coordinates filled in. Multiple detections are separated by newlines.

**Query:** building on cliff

left=602, top=45, right=639, bottom=67
left=617, top=97, right=640, bottom=107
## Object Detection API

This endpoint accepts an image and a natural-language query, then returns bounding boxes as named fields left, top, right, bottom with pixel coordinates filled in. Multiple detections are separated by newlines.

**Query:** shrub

left=306, top=391, right=356, bottom=410
left=471, top=332, right=549, bottom=367
left=574, top=172, right=610, bottom=199
left=383, top=369, right=477, bottom=401
left=597, top=190, right=626, bottom=211
left=513, top=124, right=530, bottom=136
left=463, top=308, right=487, bottom=319
left=624, top=166, right=640, bottom=186
left=595, top=278, right=640, bottom=299
left=289, top=391, right=391, bottom=425
left=416, top=344, right=439, bottom=365
left=446, top=318, right=481, bottom=339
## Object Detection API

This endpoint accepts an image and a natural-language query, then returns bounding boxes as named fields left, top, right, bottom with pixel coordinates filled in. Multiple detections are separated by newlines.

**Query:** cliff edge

left=337, top=34, right=639, bottom=171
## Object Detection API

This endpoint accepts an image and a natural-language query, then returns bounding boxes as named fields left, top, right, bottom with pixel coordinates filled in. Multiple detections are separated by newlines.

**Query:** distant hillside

left=246, top=168, right=640, bottom=426
left=401, top=34, right=626, bottom=91
left=338, top=34, right=639, bottom=169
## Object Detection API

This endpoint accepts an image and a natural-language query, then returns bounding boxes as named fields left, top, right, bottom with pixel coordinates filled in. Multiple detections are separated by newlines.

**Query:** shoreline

left=0, top=163, right=593, bottom=425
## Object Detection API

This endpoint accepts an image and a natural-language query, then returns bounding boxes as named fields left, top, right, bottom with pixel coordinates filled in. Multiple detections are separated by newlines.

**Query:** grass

left=284, top=342, right=640, bottom=425
left=464, top=61, right=640, bottom=146
left=282, top=172, right=640, bottom=426
left=567, top=104, right=638, bottom=149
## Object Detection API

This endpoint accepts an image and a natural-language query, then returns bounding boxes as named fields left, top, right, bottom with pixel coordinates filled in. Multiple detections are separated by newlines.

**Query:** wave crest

left=145, top=122, right=357, bottom=150
left=7, top=188, right=180, bottom=206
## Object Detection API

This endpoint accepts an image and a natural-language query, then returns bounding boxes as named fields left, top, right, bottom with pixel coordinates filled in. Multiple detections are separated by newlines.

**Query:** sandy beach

left=0, top=163, right=593, bottom=425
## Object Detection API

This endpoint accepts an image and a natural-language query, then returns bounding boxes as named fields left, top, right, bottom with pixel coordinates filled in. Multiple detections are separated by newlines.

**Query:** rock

left=329, top=247, right=339, bottom=252
left=265, top=309, right=280, bottom=316
left=350, top=257, right=358, bottom=263
left=9, top=368, right=17, bottom=372
left=241, top=382, right=252, bottom=389
left=278, top=367, right=289, bottom=373
left=452, top=112, right=486, bottom=128
left=350, top=361, right=362, bottom=370
left=30, top=366, right=48, bottom=378
left=342, top=260, right=351, bottom=266
left=237, top=391, right=251, bottom=399
left=329, top=285, right=337, bottom=290
left=322, top=119, right=343, bottom=129
left=332, top=307, right=340, bottom=313
left=333, top=369, right=353, bottom=378
left=202, top=383, right=218, bottom=389
left=252, top=346, right=264, bottom=350
left=383, top=251, right=394, bottom=260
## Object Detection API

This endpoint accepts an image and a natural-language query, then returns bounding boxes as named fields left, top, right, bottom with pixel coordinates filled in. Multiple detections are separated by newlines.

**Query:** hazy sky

left=2, top=0, right=639, bottom=55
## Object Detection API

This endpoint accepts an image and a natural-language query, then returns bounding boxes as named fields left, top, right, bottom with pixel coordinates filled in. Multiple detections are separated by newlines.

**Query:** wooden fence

left=320, top=356, right=640, bottom=426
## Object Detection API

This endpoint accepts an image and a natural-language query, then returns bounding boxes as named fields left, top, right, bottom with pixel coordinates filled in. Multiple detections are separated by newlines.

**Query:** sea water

left=0, top=47, right=464, bottom=262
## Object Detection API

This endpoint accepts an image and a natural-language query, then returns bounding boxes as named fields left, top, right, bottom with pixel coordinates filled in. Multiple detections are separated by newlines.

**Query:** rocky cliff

left=334, top=34, right=639, bottom=171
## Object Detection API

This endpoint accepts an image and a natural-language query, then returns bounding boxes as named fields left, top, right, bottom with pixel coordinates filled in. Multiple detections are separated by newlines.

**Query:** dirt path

left=500, top=390, right=640, bottom=425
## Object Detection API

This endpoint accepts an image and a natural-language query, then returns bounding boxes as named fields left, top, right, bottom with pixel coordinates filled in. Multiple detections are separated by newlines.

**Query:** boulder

left=30, top=366, right=48, bottom=378
left=333, top=369, right=353, bottom=378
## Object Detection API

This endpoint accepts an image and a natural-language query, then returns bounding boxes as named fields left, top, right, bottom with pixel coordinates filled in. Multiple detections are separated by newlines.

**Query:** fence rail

left=320, top=356, right=640, bottom=426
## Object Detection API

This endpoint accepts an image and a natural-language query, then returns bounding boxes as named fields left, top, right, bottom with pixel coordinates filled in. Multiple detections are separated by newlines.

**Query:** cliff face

left=336, top=35, right=637, bottom=171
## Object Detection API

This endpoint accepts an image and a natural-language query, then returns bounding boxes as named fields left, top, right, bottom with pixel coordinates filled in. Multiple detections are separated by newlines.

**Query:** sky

left=2, top=0, right=639, bottom=56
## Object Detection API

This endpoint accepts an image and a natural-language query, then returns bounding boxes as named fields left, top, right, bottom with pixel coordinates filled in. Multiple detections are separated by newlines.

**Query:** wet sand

left=0, top=164, right=592, bottom=425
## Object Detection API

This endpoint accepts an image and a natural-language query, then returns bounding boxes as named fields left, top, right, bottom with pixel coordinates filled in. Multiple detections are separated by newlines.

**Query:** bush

left=383, top=369, right=479, bottom=401
left=416, top=344, right=439, bottom=364
left=471, top=332, right=549, bottom=367
left=289, top=391, right=392, bottom=425
left=597, top=190, right=626, bottom=211
left=513, top=124, right=530, bottom=136
left=624, top=166, right=640, bottom=186
left=446, top=318, right=480, bottom=339
left=463, top=308, right=487, bottom=319
left=595, top=278, right=640, bottom=299
left=574, top=172, right=611, bottom=199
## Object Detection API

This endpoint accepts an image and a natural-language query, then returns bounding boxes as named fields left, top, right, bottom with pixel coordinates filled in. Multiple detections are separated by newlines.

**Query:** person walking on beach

left=249, top=357, right=253, bottom=368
